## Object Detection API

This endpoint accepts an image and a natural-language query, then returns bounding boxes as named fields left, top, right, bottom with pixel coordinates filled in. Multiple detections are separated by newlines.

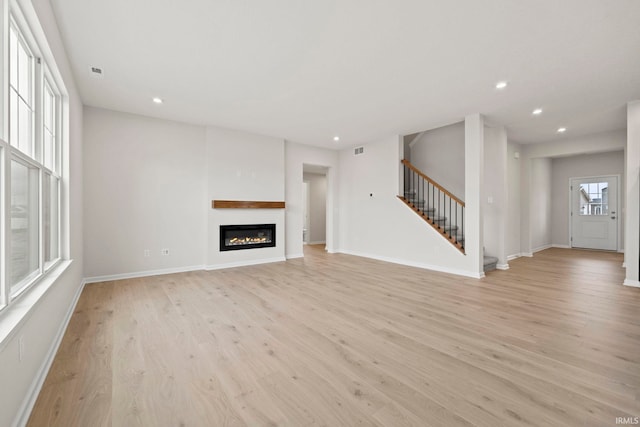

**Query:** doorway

left=302, top=164, right=328, bottom=248
left=302, top=181, right=310, bottom=244
left=570, top=176, right=618, bottom=251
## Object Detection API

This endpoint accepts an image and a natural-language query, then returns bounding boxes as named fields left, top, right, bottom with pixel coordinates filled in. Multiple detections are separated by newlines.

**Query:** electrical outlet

left=144, top=249, right=150, bottom=257
left=161, top=248, right=169, bottom=256
left=19, top=336, right=25, bottom=362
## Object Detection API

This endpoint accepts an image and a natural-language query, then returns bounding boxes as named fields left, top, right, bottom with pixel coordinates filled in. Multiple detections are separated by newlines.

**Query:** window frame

left=42, top=70, right=60, bottom=173
left=8, top=16, right=35, bottom=158
left=0, top=3, right=63, bottom=311
left=9, top=151, right=41, bottom=297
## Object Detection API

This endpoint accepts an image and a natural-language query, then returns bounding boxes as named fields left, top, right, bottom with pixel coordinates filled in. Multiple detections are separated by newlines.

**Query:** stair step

left=441, top=225, right=458, bottom=234
left=405, top=199, right=435, bottom=213
left=483, top=255, right=499, bottom=272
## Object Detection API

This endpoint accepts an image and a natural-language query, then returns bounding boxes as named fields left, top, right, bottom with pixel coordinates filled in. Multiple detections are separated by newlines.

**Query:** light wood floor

left=28, top=247, right=639, bottom=426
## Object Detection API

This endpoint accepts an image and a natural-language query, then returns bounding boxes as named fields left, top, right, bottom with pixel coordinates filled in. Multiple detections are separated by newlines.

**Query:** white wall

left=551, top=151, right=625, bottom=250
left=303, top=172, right=327, bottom=244
left=529, top=158, right=553, bottom=252
left=84, top=115, right=289, bottom=275
left=464, top=115, right=484, bottom=276
left=83, top=107, right=207, bottom=279
left=1, top=1, right=84, bottom=426
left=207, top=127, right=286, bottom=268
left=338, top=135, right=478, bottom=277
left=483, top=125, right=507, bottom=266
left=625, top=101, right=640, bottom=286
left=285, top=141, right=339, bottom=258
left=410, top=121, right=465, bottom=199
left=507, top=142, right=522, bottom=258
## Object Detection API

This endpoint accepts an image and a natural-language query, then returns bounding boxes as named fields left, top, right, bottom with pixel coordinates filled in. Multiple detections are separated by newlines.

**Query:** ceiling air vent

left=354, top=146, right=364, bottom=155
left=89, top=66, right=104, bottom=78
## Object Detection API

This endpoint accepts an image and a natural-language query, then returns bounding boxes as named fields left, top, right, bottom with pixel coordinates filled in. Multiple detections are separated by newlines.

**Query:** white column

left=398, top=135, right=405, bottom=196
left=495, top=126, right=508, bottom=267
left=519, top=148, right=532, bottom=256
left=624, top=101, right=640, bottom=286
left=284, top=142, right=304, bottom=259
left=465, top=114, right=484, bottom=277
left=482, top=124, right=508, bottom=267
left=326, top=165, right=338, bottom=253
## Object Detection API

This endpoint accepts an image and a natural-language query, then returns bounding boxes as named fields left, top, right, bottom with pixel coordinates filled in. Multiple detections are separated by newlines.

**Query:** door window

left=578, top=182, right=608, bottom=216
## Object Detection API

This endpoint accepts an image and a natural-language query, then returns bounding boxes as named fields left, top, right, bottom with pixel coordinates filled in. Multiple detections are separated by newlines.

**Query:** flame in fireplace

left=228, top=236, right=269, bottom=245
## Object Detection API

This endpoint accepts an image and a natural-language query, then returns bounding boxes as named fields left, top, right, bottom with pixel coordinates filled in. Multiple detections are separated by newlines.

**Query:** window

left=43, top=79, right=57, bottom=170
left=579, top=182, right=609, bottom=216
left=8, top=20, right=34, bottom=157
left=10, top=159, right=39, bottom=294
left=1, top=7, right=64, bottom=308
left=43, top=172, right=60, bottom=269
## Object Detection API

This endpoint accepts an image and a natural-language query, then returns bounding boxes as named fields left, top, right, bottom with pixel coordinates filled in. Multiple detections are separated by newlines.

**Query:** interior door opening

left=302, top=164, right=328, bottom=249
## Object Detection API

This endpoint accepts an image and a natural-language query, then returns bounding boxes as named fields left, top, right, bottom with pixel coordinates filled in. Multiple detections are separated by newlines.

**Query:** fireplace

left=220, top=224, right=276, bottom=251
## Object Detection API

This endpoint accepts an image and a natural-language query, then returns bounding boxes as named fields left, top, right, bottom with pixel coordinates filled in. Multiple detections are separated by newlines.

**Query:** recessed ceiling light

left=557, top=127, right=567, bottom=133
left=152, top=97, right=163, bottom=104
left=333, top=136, right=340, bottom=142
left=495, top=81, right=508, bottom=90
left=532, top=108, right=543, bottom=115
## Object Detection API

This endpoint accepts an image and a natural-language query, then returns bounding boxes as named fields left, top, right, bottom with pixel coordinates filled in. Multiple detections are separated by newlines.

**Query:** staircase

left=399, top=159, right=498, bottom=272
left=399, top=159, right=465, bottom=253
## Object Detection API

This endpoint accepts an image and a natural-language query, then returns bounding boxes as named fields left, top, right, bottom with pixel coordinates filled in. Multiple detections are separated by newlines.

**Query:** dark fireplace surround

left=220, top=224, right=276, bottom=251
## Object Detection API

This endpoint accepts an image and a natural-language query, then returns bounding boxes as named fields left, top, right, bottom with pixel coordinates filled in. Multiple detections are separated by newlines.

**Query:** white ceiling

left=50, top=0, right=640, bottom=148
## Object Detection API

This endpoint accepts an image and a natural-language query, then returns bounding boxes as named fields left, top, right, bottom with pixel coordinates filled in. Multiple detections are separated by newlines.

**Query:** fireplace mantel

left=212, top=200, right=286, bottom=209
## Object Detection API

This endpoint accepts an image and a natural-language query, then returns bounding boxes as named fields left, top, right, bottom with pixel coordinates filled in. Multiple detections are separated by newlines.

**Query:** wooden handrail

left=401, top=159, right=465, bottom=207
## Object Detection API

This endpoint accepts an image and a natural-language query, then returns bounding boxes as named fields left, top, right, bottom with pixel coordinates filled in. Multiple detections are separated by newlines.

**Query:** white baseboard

left=308, top=240, right=326, bottom=245
left=532, top=244, right=552, bottom=253
left=85, top=257, right=291, bottom=283
left=522, top=252, right=533, bottom=257
left=507, top=253, right=521, bottom=261
left=338, top=249, right=483, bottom=279
left=496, top=263, right=510, bottom=270
left=206, top=257, right=286, bottom=271
left=623, top=279, right=640, bottom=288
left=13, top=278, right=86, bottom=427
left=84, top=265, right=206, bottom=284
left=552, top=244, right=571, bottom=249
left=286, top=253, right=304, bottom=259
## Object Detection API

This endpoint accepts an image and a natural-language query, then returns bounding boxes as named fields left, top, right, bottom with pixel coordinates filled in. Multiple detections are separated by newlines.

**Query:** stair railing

left=400, top=159, right=465, bottom=252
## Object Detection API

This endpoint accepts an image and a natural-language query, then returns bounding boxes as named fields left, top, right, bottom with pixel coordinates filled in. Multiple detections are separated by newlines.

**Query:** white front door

left=571, top=176, right=618, bottom=251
